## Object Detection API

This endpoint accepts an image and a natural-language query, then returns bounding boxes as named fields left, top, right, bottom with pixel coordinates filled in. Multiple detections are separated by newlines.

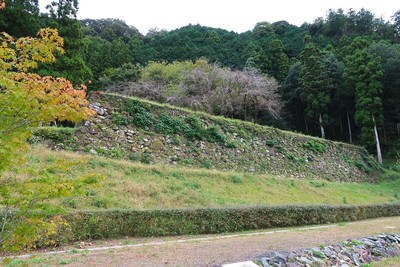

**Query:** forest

left=1, top=0, right=400, bottom=159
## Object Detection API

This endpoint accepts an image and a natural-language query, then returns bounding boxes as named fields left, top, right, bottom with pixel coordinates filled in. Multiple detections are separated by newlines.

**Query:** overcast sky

left=40, top=0, right=399, bottom=34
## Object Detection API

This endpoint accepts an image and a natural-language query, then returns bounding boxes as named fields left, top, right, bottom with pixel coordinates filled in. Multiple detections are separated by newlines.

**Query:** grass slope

left=3, top=145, right=399, bottom=211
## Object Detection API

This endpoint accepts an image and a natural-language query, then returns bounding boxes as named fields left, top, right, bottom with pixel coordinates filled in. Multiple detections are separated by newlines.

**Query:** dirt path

left=10, top=217, right=400, bottom=266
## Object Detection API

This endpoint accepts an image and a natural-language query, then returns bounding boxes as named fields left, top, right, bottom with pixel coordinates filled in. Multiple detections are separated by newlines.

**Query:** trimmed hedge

left=64, top=203, right=400, bottom=241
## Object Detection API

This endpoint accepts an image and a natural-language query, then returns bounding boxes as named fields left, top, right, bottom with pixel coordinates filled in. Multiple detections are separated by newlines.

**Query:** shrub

left=155, top=115, right=187, bottom=135
left=203, top=160, right=212, bottom=169
left=205, top=126, right=226, bottom=145
left=183, top=115, right=204, bottom=140
left=31, top=127, right=75, bottom=142
left=230, top=175, right=243, bottom=184
left=132, top=112, right=154, bottom=128
left=302, top=140, right=326, bottom=153
left=265, top=139, right=278, bottom=147
left=111, top=112, right=129, bottom=126
left=124, top=100, right=154, bottom=128
left=225, top=140, right=238, bottom=148
left=141, top=152, right=151, bottom=164
left=129, top=152, right=139, bottom=161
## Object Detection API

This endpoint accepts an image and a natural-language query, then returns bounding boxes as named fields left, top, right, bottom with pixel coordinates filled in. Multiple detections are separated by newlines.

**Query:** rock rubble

left=257, top=234, right=400, bottom=266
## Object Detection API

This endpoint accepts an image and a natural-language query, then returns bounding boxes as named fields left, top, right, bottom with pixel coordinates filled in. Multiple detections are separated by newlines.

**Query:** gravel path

left=9, top=217, right=400, bottom=266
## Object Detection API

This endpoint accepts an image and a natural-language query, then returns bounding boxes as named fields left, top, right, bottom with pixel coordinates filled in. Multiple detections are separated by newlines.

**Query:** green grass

left=368, top=256, right=400, bottom=266
left=3, top=145, right=400, bottom=210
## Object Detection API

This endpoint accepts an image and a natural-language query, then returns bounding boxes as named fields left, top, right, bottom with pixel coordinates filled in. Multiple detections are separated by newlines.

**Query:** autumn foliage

left=0, top=28, right=94, bottom=253
left=0, top=28, right=94, bottom=173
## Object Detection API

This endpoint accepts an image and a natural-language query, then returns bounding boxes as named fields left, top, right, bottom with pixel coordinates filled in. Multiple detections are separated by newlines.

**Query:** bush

left=205, top=126, right=226, bottom=144
left=124, top=100, right=154, bottom=128
left=31, top=127, right=75, bottom=142
left=265, top=139, right=278, bottom=147
left=141, top=152, right=151, bottom=164
left=63, top=203, right=400, bottom=241
left=155, top=115, right=187, bottom=135
left=183, top=115, right=204, bottom=139
left=111, top=112, right=129, bottom=126
left=302, top=140, right=326, bottom=153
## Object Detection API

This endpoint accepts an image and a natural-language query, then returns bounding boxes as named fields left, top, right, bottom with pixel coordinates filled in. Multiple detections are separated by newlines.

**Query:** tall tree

left=281, top=62, right=305, bottom=131
left=343, top=37, right=384, bottom=163
left=40, top=0, right=92, bottom=85
left=299, top=36, right=332, bottom=138
left=0, top=0, right=40, bottom=37
left=369, top=42, right=400, bottom=138
left=266, top=39, right=289, bottom=83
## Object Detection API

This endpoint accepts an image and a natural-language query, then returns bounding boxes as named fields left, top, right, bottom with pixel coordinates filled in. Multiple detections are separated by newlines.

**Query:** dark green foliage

left=203, top=160, right=212, bottom=169
left=109, top=147, right=123, bottom=159
left=155, top=115, right=188, bottom=135
left=230, top=175, right=243, bottom=184
left=111, top=112, right=129, bottom=126
left=343, top=37, right=384, bottom=148
left=97, top=63, right=140, bottom=89
left=61, top=203, right=400, bottom=241
left=205, top=126, right=226, bottom=145
left=31, top=127, right=75, bottom=142
left=140, top=152, right=151, bottom=164
left=266, top=139, right=278, bottom=147
left=353, top=161, right=372, bottom=174
left=309, top=181, right=326, bottom=188
left=266, top=39, right=290, bottom=82
left=303, top=140, right=327, bottom=153
left=125, top=100, right=154, bottom=128
left=0, top=0, right=40, bottom=37
left=300, top=36, right=332, bottom=138
left=38, top=0, right=93, bottom=86
left=225, top=140, right=238, bottom=148
left=183, top=115, right=204, bottom=140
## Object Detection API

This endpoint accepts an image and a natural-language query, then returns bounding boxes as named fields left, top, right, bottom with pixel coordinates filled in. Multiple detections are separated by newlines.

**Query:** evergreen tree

left=0, top=0, right=40, bottom=37
left=299, top=36, right=332, bottom=138
left=282, top=62, right=306, bottom=131
left=40, top=0, right=92, bottom=85
left=343, top=37, right=384, bottom=163
left=369, top=42, right=400, bottom=138
left=266, top=39, right=289, bottom=83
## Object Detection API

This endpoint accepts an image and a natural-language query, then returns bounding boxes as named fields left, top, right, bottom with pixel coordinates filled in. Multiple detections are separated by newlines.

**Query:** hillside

left=4, top=145, right=399, bottom=210
left=34, top=92, right=380, bottom=182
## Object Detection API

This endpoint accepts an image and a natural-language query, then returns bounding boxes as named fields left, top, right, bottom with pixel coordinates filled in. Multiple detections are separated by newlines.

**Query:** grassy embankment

left=3, top=145, right=399, bottom=211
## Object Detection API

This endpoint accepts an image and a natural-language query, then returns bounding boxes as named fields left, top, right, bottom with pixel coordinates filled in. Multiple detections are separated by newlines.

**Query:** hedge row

left=64, top=203, right=400, bottom=241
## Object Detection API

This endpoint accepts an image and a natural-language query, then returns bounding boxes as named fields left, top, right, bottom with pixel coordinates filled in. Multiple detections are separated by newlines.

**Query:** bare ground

left=7, top=217, right=400, bottom=267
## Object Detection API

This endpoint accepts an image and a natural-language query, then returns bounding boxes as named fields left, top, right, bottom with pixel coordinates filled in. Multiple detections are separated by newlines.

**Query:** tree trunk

left=244, top=94, right=248, bottom=121
left=372, top=116, right=383, bottom=164
left=397, top=123, right=400, bottom=137
left=319, top=114, right=325, bottom=139
left=304, top=117, right=309, bottom=133
left=383, top=125, right=387, bottom=143
left=346, top=110, right=352, bottom=144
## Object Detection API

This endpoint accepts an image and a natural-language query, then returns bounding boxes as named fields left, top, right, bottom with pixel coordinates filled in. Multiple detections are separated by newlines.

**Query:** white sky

left=40, top=0, right=399, bottom=34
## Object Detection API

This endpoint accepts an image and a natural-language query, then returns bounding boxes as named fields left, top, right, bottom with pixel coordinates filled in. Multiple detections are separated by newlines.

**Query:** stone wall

left=36, top=92, right=380, bottom=182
